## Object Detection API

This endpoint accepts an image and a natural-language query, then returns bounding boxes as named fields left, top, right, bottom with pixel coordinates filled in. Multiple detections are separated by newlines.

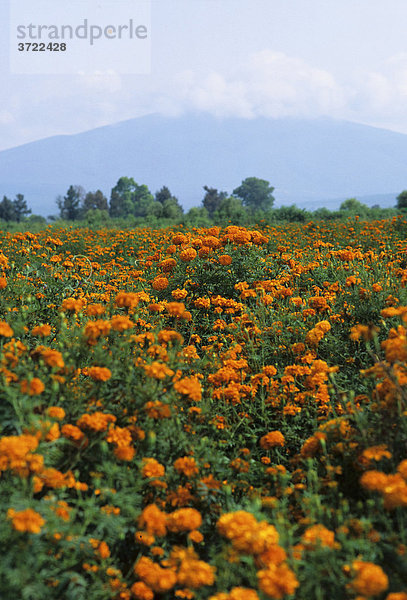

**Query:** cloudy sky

left=1, top=0, right=407, bottom=151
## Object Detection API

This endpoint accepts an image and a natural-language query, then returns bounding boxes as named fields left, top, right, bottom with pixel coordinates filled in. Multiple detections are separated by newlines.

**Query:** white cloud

left=156, top=50, right=346, bottom=119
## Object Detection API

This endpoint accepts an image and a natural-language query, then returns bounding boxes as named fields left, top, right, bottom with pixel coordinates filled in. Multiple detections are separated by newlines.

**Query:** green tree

left=396, top=190, right=407, bottom=210
left=213, top=196, right=247, bottom=225
left=162, top=197, right=184, bottom=220
left=57, top=185, right=84, bottom=220
left=12, top=194, right=31, bottom=222
left=82, top=190, right=108, bottom=214
left=109, top=177, right=155, bottom=218
left=339, top=198, right=369, bottom=216
left=183, top=206, right=211, bottom=227
left=132, top=184, right=156, bottom=218
left=155, top=186, right=172, bottom=204
left=0, top=196, right=17, bottom=222
left=202, top=186, right=228, bottom=217
left=109, top=177, right=137, bottom=218
left=233, top=177, right=275, bottom=212
left=272, top=204, right=309, bottom=222
left=154, top=186, right=183, bottom=220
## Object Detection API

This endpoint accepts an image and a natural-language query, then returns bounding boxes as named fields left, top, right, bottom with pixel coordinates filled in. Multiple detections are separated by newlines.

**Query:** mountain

left=0, top=113, right=405, bottom=216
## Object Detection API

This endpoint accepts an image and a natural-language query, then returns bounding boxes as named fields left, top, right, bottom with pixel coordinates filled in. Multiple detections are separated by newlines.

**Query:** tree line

left=2, top=177, right=407, bottom=225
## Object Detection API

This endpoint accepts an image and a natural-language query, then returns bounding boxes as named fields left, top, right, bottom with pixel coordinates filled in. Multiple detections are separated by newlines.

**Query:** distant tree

left=396, top=190, right=407, bottom=210
left=233, top=177, right=275, bottom=212
left=202, top=186, right=228, bottom=217
left=313, top=207, right=335, bottom=220
left=26, top=214, right=47, bottom=225
left=162, top=197, right=184, bottom=219
left=155, top=186, right=173, bottom=204
left=213, top=196, right=247, bottom=224
left=339, top=198, right=369, bottom=215
left=13, top=194, right=31, bottom=222
left=109, top=177, right=155, bottom=218
left=132, top=184, right=155, bottom=218
left=57, top=185, right=85, bottom=220
left=82, top=190, right=108, bottom=214
left=272, top=204, right=309, bottom=222
left=84, top=208, right=109, bottom=226
left=109, top=177, right=136, bottom=218
left=183, top=206, right=211, bottom=227
left=154, top=186, right=184, bottom=219
left=0, top=196, right=17, bottom=222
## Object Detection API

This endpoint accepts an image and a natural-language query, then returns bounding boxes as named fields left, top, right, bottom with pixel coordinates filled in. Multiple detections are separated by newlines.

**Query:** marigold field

left=1, top=218, right=407, bottom=600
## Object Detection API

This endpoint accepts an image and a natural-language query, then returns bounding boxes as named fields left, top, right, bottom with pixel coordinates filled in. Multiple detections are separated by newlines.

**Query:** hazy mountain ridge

left=0, top=114, right=405, bottom=215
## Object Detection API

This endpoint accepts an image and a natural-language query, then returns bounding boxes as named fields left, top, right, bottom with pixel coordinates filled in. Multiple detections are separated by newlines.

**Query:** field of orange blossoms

left=0, top=218, right=407, bottom=600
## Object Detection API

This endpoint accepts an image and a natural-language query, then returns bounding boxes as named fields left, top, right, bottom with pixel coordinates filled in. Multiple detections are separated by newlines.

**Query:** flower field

left=0, top=218, right=407, bottom=600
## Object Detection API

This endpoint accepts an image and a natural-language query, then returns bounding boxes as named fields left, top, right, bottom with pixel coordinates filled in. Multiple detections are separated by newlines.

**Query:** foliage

left=233, top=177, right=275, bottom=212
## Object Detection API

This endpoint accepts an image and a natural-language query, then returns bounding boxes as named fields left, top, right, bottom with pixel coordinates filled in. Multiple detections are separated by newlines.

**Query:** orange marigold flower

left=7, top=508, right=45, bottom=533
left=77, top=411, right=116, bottom=432
left=188, top=529, right=204, bottom=543
left=315, top=320, right=331, bottom=333
left=135, top=531, right=156, bottom=546
left=302, top=524, right=338, bottom=549
left=53, top=500, right=71, bottom=521
left=31, top=324, right=51, bottom=337
left=360, top=470, right=388, bottom=491
left=130, top=581, right=154, bottom=600
left=97, top=541, right=110, bottom=559
left=173, top=456, right=199, bottom=477
left=152, top=276, right=169, bottom=291
left=88, top=366, right=112, bottom=381
left=114, top=445, right=135, bottom=461
left=177, top=559, right=216, bottom=588
left=115, top=291, right=139, bottom=309
left=0, top=321, right=13, bottom=337
left=259, top=431, right=285, bottom=449
left=41, top=349, right=65, bottom=368
left=167, top=508, right=202, bottom=532
left=20, top=378, right=45, bottom=396
left=47, top=406, right=66, bottom=420
left=257, top=563, right=299, bottom=599
left=134, top=556, right=177, bottom=593
left=174, top=376, right=202, bottom=402
left=60, top=298, right=85, bottom=313
left=397, top=459, right=407, bottom=480
left=142, top=458, right=165, bottom=478
left=110, top=315, right=134, bottom=331
left=85, top=303, right=106, bottom=316
left=194, top=297, right=211, bottom=310
left=106, top=425, right=132, bottom=448
left=61, top=424, right=86, bottom=443
left=166, top=302, right=187, bottom=318
left=44, top=422, right=60, bottom=442
left=172, top=233, right=188, bottom=245
left=144, top=361, right=174, bottom=380
left=361, top=445, right=392, bottom=463
left=180, top=248, right=197, bottom=262
left=385, top=594, right=407, bottom=600
left=144, top=400, right=172, bottom=419
left=138, top=503, right=168, bottom=536
left=219, top=254, right=232, bottom=266
left=300, top=432, right=326, bottom=458
left=351, top=560, right=388, bottom=596
left=160, top=258, right=177, bottom=272
left=0, top=276, right=7, bottom=289
left=172, top=288, right=188, bottom=300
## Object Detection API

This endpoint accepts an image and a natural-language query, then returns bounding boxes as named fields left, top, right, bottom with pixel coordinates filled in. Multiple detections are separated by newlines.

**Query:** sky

left=1, top=0, right=407, bottom=151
